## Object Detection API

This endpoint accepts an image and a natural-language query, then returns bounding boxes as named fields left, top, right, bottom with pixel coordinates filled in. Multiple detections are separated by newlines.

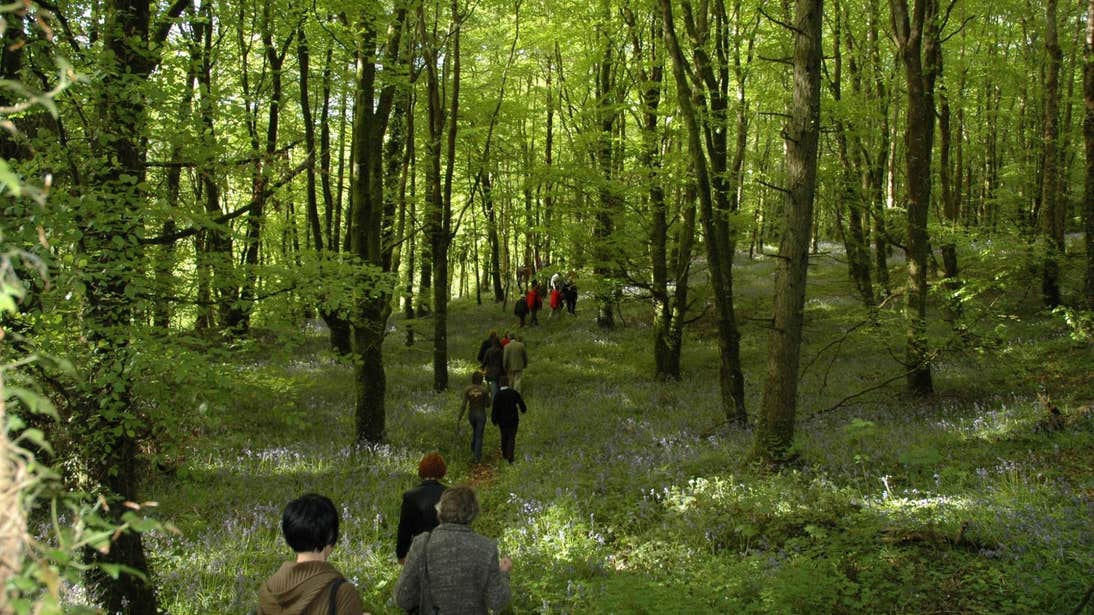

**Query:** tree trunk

left=829, top=0, right=875, bottom=307
left=663, top=0, right=747, bottom=423
left=74, top=0, right=188, bottom=608
left=419, top=1, right=457, bottom=392
left=624, top=7, right=680, bottom=378
left=350, top=6, right=409, bottom=443
left=1085, top=0, right=1094, bottom=308
left=754, top=0, right=823, bottom=462
left=1041, top=0, right=1063, bottom=308
left=483, top=170, right=505, bottom=301
left=662, top=0, right=747, bottom=423
left=298, top=22, right=322, bottom=251
left=194, top=3, right=231, bottom=331
left=594, top=7, right=620, bottom=329
left=891, top=0, right=940, bottom=396
left=233, top=4, right=288, bottom=332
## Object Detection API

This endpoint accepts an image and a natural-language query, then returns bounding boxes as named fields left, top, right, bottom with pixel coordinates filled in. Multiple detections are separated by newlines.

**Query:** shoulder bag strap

left=328, top=577, right=346, bottom=615
left=420, top=531, right=438, bottom=614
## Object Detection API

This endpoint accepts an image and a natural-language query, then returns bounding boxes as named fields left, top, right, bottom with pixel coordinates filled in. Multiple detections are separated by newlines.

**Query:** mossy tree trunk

left=1085, top=0, right=1094, bottom=309
left=754, top=0, right=823, bottom=462
left=350, top=6, right=410, bottom=443
left=891, top=0, right=941, bottom=396
left=1040, top=0, right=1064, bottom=308
left=662, top=0, right=748, bottom=424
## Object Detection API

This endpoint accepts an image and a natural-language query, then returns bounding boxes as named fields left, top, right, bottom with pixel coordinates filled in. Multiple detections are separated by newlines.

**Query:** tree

left=349, top=4, right=410, bottom=443
left=753, top=0, right=823, bottom=462
left=828, top=0, right=876, bottom=307
left=72, top=0, right=189, bottom=609
left=890, top=0, right=942, bottom=396
left=661, top=0, right=747, bottom=423
left=1086, top=0, right=1094, bottom=309
left=1040, top=0, right=1064, bottom=308
left=420, top=0, right=463, bottom=392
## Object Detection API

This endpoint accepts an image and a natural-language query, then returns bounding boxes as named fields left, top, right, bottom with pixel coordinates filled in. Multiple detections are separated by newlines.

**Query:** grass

left=62, top=245, right=1094, bottom=614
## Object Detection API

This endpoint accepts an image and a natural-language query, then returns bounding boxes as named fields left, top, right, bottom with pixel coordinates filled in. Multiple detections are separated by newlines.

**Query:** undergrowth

left=59, top=247, right=1094, bottom=614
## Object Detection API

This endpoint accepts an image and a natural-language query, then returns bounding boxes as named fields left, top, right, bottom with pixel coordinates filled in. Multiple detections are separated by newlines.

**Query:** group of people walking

left=258, top=454, right=513, bottom=615
left=258, top=286, right=577, bottom=614
left=468, top=330, right=529, bottom=464
left=514, top=272, right=577, bottom=327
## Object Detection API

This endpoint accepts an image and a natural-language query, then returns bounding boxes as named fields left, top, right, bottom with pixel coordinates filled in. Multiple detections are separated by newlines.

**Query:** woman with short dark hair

left=258, top=493, right=366, bottom=614
left=394, top=486, right=512, bottom=614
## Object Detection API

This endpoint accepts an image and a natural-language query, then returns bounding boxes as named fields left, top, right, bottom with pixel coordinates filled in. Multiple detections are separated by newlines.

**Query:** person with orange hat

left=396, top=452, right=447, bottom=564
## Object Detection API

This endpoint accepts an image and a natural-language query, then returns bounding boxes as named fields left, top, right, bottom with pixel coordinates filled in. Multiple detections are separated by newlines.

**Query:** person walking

left=513, top=291, right=528, bottom=328
left=457, top=372, right=490, bottom=463
left=481, top=338, right=504, bottom=398
left=476, top=331, right=498, bottom=365
left=490, top=374, right=527, bottom=464
left=394, top=486, right=512, bottom=615
left=257, top=493, right=367, bottom=614
left=396, top=453, right=447, bottom=565
left=502, top=334, right=528, bottom=393
left=563, top=281, right=578, bottom=315
left=548, top=285, right=562, bottom=320
left=527, top=283, right=543, bottom=326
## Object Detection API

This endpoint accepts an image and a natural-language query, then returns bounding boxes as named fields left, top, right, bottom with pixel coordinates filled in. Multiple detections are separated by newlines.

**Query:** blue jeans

left=469, top=415, right=486, bottom=463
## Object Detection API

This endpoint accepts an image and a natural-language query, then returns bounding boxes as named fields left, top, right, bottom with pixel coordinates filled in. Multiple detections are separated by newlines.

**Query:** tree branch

left=153, top=0, right=193, bottom=48
left=140, top=157, right=310, bottom=245
left=758, top=6, right=803, bottom=36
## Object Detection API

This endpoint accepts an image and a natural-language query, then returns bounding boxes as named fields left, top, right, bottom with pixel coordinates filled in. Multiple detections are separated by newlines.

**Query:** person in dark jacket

left=396, top=453, right=447, bottom=564
left=481, top=338, right=504, bottom=398
left=490, top=374, right=527, bottom=464
left=258, top=493, right=366, bottom=614
left=563, top=281, right=578, bottom=315
left=395, top=486, right=512, bottom=615
left=513, top=292, right=529, bottom=328
left=476, top=331, right=498, bottom=365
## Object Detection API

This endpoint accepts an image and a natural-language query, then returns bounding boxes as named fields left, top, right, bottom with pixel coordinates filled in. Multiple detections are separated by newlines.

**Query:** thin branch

left=940, top=15, right=976, bottom=44
left=755, top=178, right=792, bottom=195
left=757, top=55, right=794, bottom=66
left=140, top=157, right=310, bottom=245
left=153, top=0, right=193, bottom=48
left=758, top=6, right=803, bottom=35
left=146, top=140, right=301, bottom=168
left=808, top=367, right=919, bottom=419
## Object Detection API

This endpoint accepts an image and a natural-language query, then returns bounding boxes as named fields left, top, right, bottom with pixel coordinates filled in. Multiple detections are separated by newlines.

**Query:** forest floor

left=77, top=248, right=1093, bottom=613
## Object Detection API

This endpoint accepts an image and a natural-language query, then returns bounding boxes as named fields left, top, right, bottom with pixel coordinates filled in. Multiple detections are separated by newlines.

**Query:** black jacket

left=491, top=387, right=527, bottom=428
left=482, top=345, right=504, bottom=379
left=477, top=337, right=495, bottom=364
left=396, top=480, right=446, bottom=560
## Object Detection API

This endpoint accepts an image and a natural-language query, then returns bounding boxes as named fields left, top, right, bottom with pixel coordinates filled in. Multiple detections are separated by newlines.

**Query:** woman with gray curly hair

left=394, top=486, right=512, bottom=614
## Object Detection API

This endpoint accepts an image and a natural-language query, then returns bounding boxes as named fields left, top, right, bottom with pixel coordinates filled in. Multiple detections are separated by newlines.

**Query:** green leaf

left=15, top=428, right=54, bottom=455
left=5, top=386, right=59, bottom=419
left=0, top=158, right=23, bottom=196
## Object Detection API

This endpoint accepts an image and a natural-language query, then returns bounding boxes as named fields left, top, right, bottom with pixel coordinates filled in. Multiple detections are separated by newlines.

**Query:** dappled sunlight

left=930, top=397, right=1039, bottom=442
left=499, top=493, right=608, bottom=564
left=865, top=490, right=979, bottom=518
left=805, top=295, right=861, bottom=311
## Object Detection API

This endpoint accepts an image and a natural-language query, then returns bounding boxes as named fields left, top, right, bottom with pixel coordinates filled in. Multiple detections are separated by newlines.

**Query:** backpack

left=514, top=296, right=528, bottom=315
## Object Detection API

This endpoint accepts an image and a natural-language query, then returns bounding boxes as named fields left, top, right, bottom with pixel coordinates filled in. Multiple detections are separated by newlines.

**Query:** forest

left=0, top=0, right=1092, bottom=612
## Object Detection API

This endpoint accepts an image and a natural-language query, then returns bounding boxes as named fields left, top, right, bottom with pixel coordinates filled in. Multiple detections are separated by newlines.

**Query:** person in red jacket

left=526, top=282, right=543, bottom=326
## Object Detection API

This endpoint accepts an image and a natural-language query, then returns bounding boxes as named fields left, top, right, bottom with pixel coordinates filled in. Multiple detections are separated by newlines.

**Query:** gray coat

left=395, top=523, right=511, bottom=614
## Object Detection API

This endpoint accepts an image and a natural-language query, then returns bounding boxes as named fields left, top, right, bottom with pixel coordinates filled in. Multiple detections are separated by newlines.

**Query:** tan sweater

left=257, top=560, right=365, bottom=615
